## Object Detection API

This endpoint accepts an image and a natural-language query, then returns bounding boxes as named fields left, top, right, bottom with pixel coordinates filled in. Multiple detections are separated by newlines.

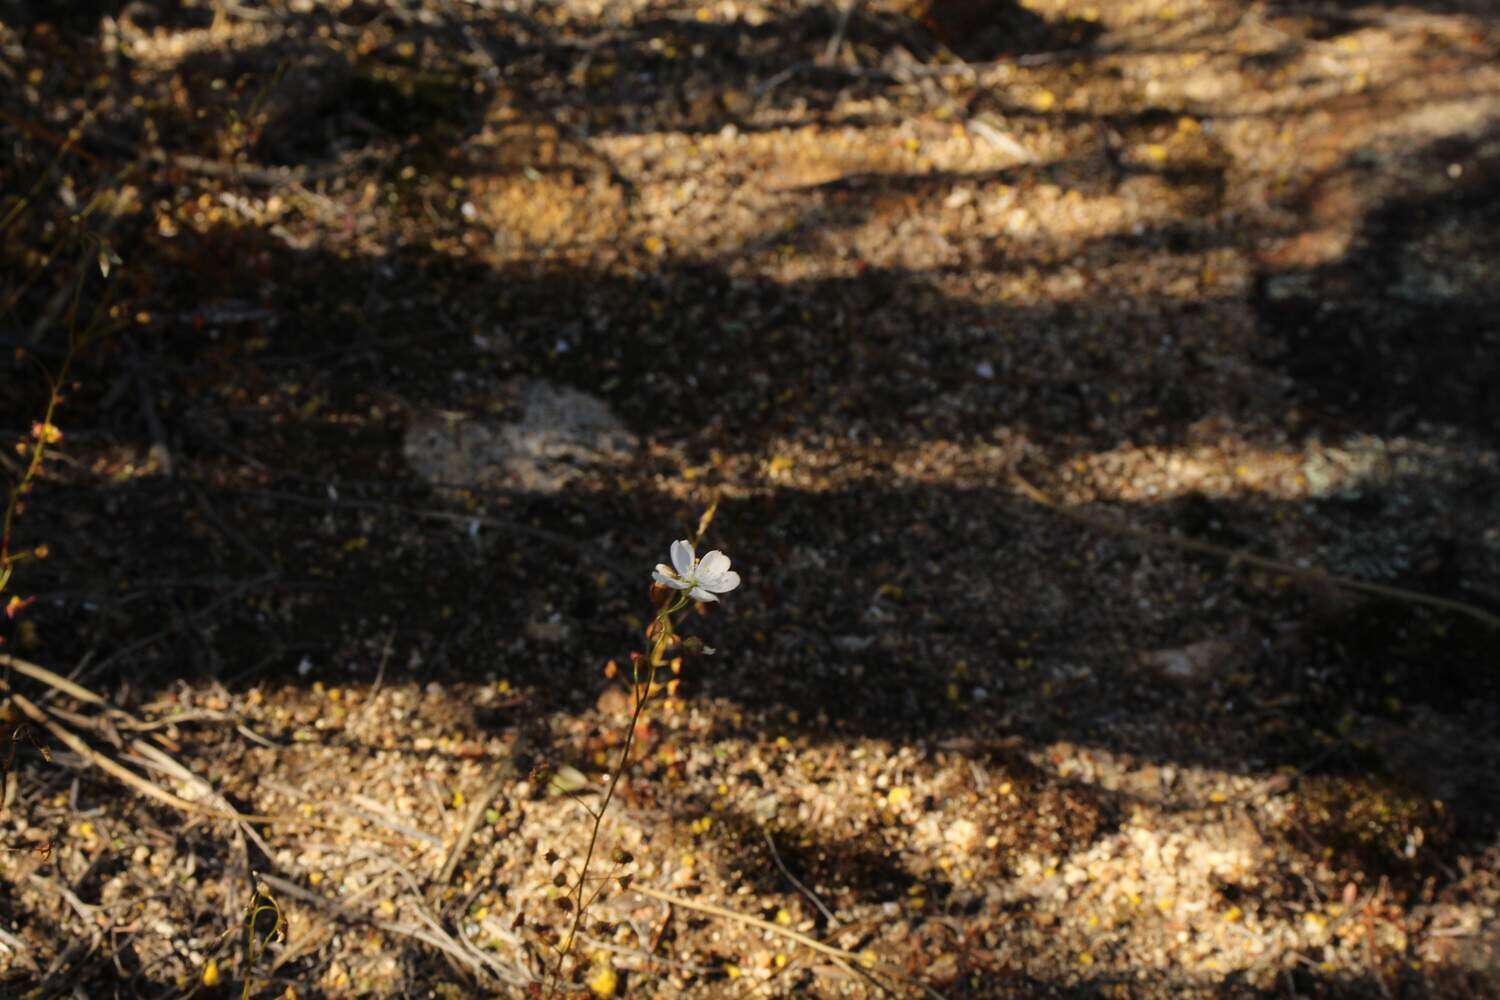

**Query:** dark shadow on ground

left=1257, top=131, right=1500, bottom=444
left=1264, top=0, right=1500, bottom=33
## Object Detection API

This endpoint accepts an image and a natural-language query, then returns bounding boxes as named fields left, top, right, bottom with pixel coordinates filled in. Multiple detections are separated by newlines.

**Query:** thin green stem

left=548, top=594, right=688, bottom=993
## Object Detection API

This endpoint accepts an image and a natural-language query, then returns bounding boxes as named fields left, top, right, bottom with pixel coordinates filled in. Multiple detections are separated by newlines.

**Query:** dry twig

left=630, top=885, right=947, bottom=1000
left=436, top=735, right=524, bottom=886
left=763, top=829, right=840, bottom=927
left=1010, top=474, right=1500, bottom=630
left=4, top=688, right=402, bottom=842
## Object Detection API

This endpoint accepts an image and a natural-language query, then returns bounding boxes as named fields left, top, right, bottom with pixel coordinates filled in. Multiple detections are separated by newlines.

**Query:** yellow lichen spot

left=775, top=952, right=788, bottom=968
left=946, top=682, right=961, bottom=701
left=903, top=137, right=920, bottom=153
left=998, top=782, right=1013, bottom=796
left=201, top=959, right=220, bottom=988
left=1077, top=952, right=1094, bottom=966
left=642, top=235, right=666, bottom=256
left=775, top=736, right=791, bottom=749
left=887, top=786, right=912, bottom=807
left=726, top=963, right=742, bottom=979
left=861, top=950, right=878, bottom=968
left=1145, top=144, right=1168, bottom=163
left=775, top=908, right=792, bottom=926
left=1032, top=90, right=1056, bottom=111
left=1224, top=906, right=1242, bottom=922
left=451, top=790, right=466, bottom=809
left=587, top=960, right=618, bottom=997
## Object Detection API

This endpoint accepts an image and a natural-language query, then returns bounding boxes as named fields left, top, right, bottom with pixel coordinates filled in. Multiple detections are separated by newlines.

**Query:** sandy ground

left=2, top=0, right=1500, bottom=995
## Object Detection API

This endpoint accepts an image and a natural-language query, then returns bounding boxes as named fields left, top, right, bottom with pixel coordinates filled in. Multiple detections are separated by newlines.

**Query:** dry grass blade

left=630, top=885, right=948, bottom=1000
left=125, top=739, right=275, bottom=861
left=1, top=653, right=112, bottom=710
left=256, top=871, right=532, bottom=987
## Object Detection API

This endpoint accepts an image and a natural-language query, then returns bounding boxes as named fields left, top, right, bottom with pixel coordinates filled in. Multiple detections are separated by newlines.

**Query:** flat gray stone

left=403, top=378, right=635, bottom=494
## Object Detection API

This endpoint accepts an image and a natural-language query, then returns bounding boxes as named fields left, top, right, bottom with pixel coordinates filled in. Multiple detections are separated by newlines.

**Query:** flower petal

left=670, top=539, right=695, bottom=576
left=708, top=570, right=740, bottom=593
left=688, top=586, right=718, bottom=602
left=653, top=570, right=692, bottom=589
left=697, top=550, right=730, bottom=579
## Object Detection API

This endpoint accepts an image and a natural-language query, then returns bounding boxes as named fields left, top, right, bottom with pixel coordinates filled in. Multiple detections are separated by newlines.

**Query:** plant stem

left=550, top=594, right=686, bottom=992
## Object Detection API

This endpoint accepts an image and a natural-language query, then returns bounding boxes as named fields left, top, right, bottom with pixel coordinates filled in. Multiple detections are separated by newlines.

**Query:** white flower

left=652, top=539, right=741, bottom=602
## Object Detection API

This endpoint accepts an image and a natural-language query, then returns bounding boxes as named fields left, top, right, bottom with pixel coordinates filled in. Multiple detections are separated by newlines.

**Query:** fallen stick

left=5, top=690, right=402, bottom=842
left=1010, top=474, right=1500, bottom=630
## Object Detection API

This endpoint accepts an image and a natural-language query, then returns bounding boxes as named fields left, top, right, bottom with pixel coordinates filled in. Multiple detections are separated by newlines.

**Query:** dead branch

left=1010, top=474, right=1500, bottom=630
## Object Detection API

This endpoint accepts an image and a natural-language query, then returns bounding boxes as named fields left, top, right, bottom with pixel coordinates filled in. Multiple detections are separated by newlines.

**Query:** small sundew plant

left=539, top=513, right=738, bottom=995
left=237, top=877, right=285, bottom=999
